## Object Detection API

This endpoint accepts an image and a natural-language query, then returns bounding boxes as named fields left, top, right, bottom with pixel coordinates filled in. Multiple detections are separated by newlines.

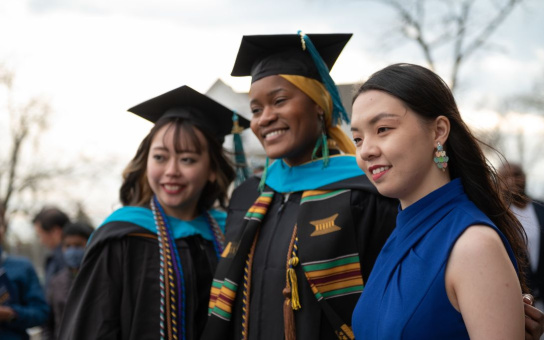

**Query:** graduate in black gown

left=202, top=33, right=399, bottom=340
left=58, top=86, right=248, bottom=340
left=202, top=33, right=544, bottom=340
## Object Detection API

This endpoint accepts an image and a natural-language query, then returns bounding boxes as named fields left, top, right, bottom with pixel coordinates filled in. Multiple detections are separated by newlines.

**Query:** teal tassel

left=322, top=133, right=329, bottom=167
left=297, top=31, right=350, bottom=125
left=311, top=132, right=329, bottom=168
left=232, top=111, right=250, bottom=187
left=258, top=157, right=270, bottom=192
left=311, top=133, right=322, bottom=161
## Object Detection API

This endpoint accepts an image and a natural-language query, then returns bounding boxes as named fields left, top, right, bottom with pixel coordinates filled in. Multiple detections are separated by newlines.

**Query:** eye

left=251, top=106, right=262, bottom=115
left=180, top=157, right=196, bottom=165
left=152, top=154, right=165, bottom=162
left=274, top=97, right=286, bottom=105
left=353, top=137, right=362, bottom=146
left=377, top=127, right=391, bottom=134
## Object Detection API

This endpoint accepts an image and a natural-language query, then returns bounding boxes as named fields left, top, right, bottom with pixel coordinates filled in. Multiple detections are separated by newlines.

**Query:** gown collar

left=98, top=206, right=226, bottom=241
left=265, top=155, right=365, bottom=193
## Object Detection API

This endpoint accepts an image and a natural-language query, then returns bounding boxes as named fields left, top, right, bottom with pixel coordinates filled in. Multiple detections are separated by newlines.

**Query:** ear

left=208, top=169, right=217, bottom=184
left=314, top=102, right=324, bottom=117
left=433, top=116, right=450, bottom=146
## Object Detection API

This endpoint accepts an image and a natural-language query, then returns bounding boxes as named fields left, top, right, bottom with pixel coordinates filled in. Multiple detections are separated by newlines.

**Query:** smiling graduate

left=202, top=33, right=399, bottom=340
left=58, top=86, right=249, bottom=340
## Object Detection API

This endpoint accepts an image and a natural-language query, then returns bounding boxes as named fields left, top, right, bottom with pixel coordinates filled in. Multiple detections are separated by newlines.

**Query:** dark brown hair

left=120, top=116, right=235, bottom=212
left=354, top=63, right=528, bottom=290
left=32, top=207, right=70, bottom=231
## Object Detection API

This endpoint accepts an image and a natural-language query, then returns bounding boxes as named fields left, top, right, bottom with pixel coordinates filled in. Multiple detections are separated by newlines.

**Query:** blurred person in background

left=32, top=207, right=70, bottom=289
left=0, top=206, right=50, bottom=340
left=499, top=162, right=544, bottom=311
left=43, top=221, right=94, bottom=340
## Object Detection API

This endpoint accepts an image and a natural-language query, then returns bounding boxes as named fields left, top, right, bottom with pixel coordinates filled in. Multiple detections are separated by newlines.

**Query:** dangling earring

left=311, top=114, right=329, bottom=167
left=258, top=157, right=270, bottom=192
left=433, top=142, right=449, bottom=171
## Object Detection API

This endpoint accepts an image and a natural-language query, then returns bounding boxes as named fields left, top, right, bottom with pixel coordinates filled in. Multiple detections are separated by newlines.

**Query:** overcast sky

left=1, top=0, right=543, bottom=230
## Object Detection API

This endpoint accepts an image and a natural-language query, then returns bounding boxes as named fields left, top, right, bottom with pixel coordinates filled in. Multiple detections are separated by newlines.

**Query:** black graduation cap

left=231, top=33, right=352, bottom=83
left=128, top=85, right=250, bottom=143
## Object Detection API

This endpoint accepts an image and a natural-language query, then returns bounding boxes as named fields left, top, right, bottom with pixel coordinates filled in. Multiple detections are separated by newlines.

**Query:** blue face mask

left=63, top=247, right=85, bottom=269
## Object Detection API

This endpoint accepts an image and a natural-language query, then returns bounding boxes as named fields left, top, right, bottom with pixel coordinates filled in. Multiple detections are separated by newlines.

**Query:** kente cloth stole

left=204, top=189, right=362, bottom=340
left=204, top=191, right=274, bottom=338
left=296, top=189, right=362, bottom=340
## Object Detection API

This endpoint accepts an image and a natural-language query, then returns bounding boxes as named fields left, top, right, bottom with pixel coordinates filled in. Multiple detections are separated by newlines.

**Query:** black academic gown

left=58, top=221, right=218, bottom=340
left=223, top=176, right=398, bottom=340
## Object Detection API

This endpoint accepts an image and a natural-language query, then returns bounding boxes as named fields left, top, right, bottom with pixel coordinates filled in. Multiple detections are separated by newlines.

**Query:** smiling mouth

left=162, top=184, right=184, bottom=194
left=263, top=129, right=288, bottom=140
left=372, top=166, right=391, bottom=175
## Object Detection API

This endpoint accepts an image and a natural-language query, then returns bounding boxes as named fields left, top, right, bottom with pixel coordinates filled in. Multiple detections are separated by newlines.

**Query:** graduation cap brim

left=231, top=33, right=352, bottom=82
left=128, top=85, right=250, bottom=143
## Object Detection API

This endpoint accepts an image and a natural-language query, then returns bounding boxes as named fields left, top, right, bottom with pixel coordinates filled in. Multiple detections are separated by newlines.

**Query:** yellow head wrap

left=279, top=74, right=355, bottom=155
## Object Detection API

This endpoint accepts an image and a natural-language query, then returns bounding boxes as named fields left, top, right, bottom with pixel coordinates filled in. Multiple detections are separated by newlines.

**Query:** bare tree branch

left=368, top=0, right=523, bottom=92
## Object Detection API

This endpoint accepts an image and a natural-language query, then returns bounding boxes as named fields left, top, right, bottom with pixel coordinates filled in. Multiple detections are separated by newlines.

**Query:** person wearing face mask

left=58, top=86, right=249, bottom=340
left=0, top=207, right=50, bottom=340
left=43, top=221, right=93, bottom=340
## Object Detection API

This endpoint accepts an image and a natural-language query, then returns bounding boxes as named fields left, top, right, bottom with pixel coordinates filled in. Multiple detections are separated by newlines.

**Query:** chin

left=263, top=147, right=288, bottom=160
left=373, top=183, right=400, bottom=200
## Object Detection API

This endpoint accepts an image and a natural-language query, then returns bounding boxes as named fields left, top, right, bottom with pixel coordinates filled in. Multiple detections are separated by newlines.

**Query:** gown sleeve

left=57, top=238, right=124, bottom=340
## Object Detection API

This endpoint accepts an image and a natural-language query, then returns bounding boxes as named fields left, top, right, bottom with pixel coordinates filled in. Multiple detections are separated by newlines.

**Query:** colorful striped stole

left=204, top=191, right=274, bottom=339
left=296, top=189, right=363, bottom=340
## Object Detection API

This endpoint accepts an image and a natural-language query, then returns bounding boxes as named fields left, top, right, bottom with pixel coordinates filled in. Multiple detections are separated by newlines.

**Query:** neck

left=400, top=170, right=451, bottom=209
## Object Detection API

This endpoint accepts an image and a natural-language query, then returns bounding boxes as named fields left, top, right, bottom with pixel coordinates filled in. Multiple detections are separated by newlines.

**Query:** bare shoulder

left=446, top=225, right=524, bottom=339
left=450, top=225, right=508, bottom=261
left=446, top=225, right=519, bottom=310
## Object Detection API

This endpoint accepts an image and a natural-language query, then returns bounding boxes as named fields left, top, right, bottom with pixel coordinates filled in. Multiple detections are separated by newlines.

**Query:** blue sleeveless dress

left=352, top=178, right=518, bottom=339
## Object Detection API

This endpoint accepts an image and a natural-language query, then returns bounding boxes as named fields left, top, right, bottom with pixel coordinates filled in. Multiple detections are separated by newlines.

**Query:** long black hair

left=354, top=63, right=528, bottom=291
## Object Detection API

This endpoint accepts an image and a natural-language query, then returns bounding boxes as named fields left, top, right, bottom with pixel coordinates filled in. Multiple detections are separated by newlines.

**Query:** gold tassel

left=283, top=287, right=296, bottom=340
left=287, top=264, right=301, bottom=310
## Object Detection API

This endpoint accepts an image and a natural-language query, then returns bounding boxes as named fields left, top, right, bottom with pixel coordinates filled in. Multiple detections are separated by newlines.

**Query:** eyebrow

left=150, top=145, right=199, bottom=154
left=351, top=112, right=400, bottom=132
left=249, top=87, right=285, bottom=105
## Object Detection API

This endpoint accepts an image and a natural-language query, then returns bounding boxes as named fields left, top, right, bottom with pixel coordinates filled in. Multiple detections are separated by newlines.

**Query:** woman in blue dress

left=350, top=63, right=528, bottom=339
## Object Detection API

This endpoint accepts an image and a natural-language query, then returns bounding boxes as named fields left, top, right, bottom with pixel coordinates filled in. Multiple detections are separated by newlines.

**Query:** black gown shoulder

left=58, top=221, right=218, bottom=340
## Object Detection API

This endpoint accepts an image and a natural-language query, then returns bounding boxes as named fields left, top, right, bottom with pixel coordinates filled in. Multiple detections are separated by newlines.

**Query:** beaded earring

left=433, top=142, right=449, bottom=171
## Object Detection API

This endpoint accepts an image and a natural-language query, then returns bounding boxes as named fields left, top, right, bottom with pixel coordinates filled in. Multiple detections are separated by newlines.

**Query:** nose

left=358, top=137, right=379, bottom=162
left=257, top=105, right=277, bottom=127
left=165, top=158, right=181, bottom=177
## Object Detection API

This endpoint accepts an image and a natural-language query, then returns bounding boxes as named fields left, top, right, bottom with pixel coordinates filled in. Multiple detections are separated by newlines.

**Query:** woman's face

left=249, top=75, right=322, bottom=166
left=146, top=123, right=216, bottom=220
left=351, top=90, right=443, bottom=207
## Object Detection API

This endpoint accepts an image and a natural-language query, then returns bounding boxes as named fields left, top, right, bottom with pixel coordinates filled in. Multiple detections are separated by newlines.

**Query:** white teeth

left=372, top=167, right=390, bottom=175
left=164, top=185, right=181, bottom=191
left=264, top=129, right=287, bottom=139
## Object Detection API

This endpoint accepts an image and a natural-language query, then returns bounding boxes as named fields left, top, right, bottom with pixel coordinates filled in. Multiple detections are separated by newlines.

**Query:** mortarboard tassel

left=298, top=30, right=350, bottom=125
